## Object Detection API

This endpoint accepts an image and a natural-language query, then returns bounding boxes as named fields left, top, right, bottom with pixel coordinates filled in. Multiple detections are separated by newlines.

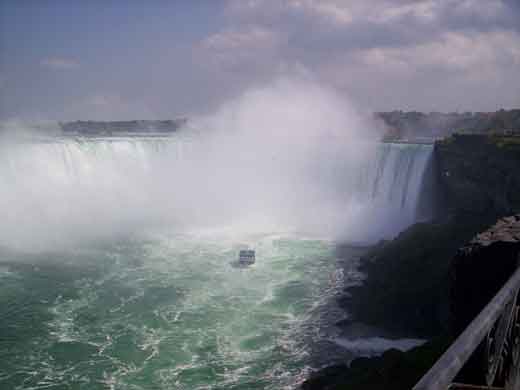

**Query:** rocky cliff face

left=302, top=215, right=520, bottom=389
left=301, top=134, right=520, bottom=389
left=435, top=134, right=520, bottom=217
left=340, top=215, right=493, bottom=338
left=339, top=135, right=520, bottom=339
left=451, top=214, right=520, bottom=383
left=452, top=214, right=520, bottom=334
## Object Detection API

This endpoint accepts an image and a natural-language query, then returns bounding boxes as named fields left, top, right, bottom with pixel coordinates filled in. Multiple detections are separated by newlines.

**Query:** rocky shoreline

left=301, top=134, right=520, bottom=389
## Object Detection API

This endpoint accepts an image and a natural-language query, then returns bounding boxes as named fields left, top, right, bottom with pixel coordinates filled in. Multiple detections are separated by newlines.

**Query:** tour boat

left=238, top=249, right=255, bottom=266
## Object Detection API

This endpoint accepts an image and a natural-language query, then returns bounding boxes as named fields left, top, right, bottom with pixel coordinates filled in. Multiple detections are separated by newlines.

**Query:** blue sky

left=1, top=0, right=519, bottom=120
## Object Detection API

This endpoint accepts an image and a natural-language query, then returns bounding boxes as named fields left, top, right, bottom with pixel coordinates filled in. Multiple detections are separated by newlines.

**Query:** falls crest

left=0, top=137, right=432, bottom=249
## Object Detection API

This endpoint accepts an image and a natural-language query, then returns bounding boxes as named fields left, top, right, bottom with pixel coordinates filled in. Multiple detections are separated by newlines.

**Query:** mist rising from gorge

left=0, top=78, right=427, bottom=252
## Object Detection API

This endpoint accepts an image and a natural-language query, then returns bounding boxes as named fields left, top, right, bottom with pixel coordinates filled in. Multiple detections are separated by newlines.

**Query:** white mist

left=0, top=78, right=431, bottom=251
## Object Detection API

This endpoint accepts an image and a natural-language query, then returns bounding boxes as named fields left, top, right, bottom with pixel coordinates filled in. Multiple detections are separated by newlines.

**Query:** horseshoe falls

left=0, top=138, right=432, bottom=250
left=0, top=135, right=433, bottom=390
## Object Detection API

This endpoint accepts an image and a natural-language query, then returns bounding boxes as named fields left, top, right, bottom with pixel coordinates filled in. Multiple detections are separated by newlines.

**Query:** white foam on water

left=0, top=79, right=436, bottom=389
left=333, top=336, right=426, bottom=357
left=11, top=232, right=342, bottom=389
left=0, top=265, right=15, bottom=278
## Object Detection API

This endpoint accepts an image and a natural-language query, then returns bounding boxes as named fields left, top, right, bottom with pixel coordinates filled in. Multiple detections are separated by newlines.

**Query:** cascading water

left=342, top=142, right=434, bottom=240
left=0, top=137, right=432, bottom=250
left=0, top=78, right=435, bottom=389
left=0, top=134, right=432, bottom=390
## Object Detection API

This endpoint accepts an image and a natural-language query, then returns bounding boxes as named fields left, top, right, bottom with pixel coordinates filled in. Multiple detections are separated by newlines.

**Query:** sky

left=0, top=0, right=519, bottom=120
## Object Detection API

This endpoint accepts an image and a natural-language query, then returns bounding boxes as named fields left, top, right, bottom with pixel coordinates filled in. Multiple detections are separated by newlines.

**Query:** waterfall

left=0, top=137, right=432, bottom=249
left=343, top=142, right=433, bottom=241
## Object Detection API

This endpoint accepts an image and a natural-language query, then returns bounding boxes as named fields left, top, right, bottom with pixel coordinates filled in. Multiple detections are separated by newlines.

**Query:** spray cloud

left=0, top=78, right=398, bottom=251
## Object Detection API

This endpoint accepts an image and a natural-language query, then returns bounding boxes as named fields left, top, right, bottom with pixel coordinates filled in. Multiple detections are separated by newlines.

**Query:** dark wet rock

left=340, top=215, right=494, bottom=338
left=336, top=321, right=410, bottom=340
left=303, top=134, right=520, bottom=389
left=471, top=214, right=520, bottom=245
left=436, top=134, right=520, bottom=217
left=338, top=135, right=520, bottom=338
left=452, top=214, right=520, bottom=336
left=301, top=338, right=450, bottom=390
left=451, top=214, right=520, bottom=383
left=302, top=215, right=520, bottom=390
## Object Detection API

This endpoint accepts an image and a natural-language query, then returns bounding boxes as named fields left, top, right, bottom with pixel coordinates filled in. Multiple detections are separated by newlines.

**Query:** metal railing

left=413, top=266, right=520, bottom=390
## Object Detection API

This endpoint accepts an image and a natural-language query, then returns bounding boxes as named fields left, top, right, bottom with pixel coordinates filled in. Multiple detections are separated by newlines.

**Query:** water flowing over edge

left=0, top=136, right=433, bottom=250
left=0, top=135, right=433, bottom=389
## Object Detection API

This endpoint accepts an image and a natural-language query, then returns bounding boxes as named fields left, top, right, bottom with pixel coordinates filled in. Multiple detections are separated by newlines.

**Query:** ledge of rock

left=452, top=214, right=520, bottom=336
left=470, top=214, right=520, bottom=246
left=451, top=214, right=520, bottom=383
left=435, top=135, right=520, bottom=216
left=302, top=215, right=520, bottom=389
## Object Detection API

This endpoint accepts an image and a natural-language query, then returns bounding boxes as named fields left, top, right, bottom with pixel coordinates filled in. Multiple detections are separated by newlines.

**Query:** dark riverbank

left=302, top=214, right=519, bottom=389
left=302, top=336, right=451, bottom=390
left=339, top=214, right=496, bottom=338
left=301, top=134, right=520, bottom=389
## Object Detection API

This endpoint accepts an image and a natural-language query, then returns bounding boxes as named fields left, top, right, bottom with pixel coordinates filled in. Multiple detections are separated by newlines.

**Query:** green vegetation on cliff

left=59, top=119, right=188, bottom=135
left=377, top=109, right=520, bottom=140
left=436, top=134, right=520, bottom=216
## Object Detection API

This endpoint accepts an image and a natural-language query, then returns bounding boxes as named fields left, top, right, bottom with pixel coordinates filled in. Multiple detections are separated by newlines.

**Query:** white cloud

left=315, top=28, right=520, bottom=111
left=199, top=26, right=284, bottom=71
left=202, top=26, right=279, bottom=51
left=353, top=30, right=520, bottom=71
left=226, top=0, right=432, bottom=25
left=87, top=94, right=122, bottom=107
left=57, top=94, right=155, bottom=121
left=226, top=0, right=510, bottom=28
left=288, top=0, right=354, bottom=24
left=452, top=0, right=505, bottom=19
left=197, top=0, right=520, bottom=111
left=372, top=1, right=438, bottom=23
left=358, top=0, right=504, bottom=25
left=285, top=0, right=438, bottom=25
left=40, top=57, right=80, bottom=70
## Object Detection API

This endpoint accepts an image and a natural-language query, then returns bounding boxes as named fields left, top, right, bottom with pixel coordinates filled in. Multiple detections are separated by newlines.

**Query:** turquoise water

left=0, top=136, right=432, bottom=389
left=0, top=232, right=361, bottom=390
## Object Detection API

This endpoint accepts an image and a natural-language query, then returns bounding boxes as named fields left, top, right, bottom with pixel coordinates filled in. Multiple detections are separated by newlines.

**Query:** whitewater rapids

left=0, top=134, right=432, bottom=389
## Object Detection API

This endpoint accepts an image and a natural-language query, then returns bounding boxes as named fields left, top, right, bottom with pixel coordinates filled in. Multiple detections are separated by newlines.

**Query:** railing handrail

left=413, top=265, right=520, bottom=390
